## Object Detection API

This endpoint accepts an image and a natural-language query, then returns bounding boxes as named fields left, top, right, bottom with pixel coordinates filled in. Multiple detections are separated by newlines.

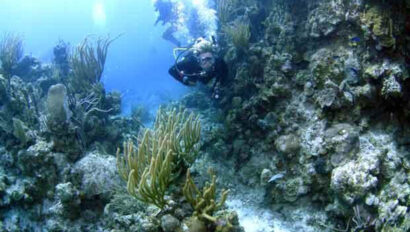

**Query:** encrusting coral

left=360, top=5, right=396, bottom=49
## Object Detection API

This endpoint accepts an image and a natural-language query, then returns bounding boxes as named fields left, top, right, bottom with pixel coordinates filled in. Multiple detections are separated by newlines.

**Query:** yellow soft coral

left=183, top=169, right=229, bottom=222
left=117, top=106, right=201, bottom=209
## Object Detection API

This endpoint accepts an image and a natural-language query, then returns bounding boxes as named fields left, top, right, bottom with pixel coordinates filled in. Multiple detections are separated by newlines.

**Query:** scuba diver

left=169, top=37, right=228, bottom=99
left=154, top=0, right=181, bottom=47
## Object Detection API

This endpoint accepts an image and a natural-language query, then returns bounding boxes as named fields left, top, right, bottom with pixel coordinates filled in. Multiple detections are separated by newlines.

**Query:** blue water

left=0, top=0, right=189, bottom=115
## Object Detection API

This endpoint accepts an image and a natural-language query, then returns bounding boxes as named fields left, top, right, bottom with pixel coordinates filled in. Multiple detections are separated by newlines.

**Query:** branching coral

left=223, top=20, right=251, bottom=50
left=182, top=169, right=229, bottom=222
left=154, top=106, right=201, bottom=175
left=117, top=107, right=201, bottom=209
left=70, top=35, right=119, bottom=92
left=68, top=87, right=112, bottom=148
left=351, top=205, right=375, bottom=231
left=117, top=136, right=173, bottom=208
left=0, top=33, right=23, bottom=90
left=217, top=0, right=235, bottom=25
left=0, top=33, right=23, bottom=76
left=12, top=118, right=28, bottom=146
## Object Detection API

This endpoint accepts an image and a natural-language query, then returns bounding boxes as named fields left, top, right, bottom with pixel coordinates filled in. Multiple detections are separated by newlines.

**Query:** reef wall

left=208, top=0, right=410, bottom=231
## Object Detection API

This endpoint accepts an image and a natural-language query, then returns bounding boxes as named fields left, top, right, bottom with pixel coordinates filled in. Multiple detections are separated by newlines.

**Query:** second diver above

left=168, top=37, right=228, bottom=100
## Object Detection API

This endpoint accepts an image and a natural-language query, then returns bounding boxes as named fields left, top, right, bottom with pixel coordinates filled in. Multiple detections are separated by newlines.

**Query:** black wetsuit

left=154, top=1, right=181, bottom=46
left=168, top=54, right=228, bottom=92
left=154, top=1, right=173, bottom=26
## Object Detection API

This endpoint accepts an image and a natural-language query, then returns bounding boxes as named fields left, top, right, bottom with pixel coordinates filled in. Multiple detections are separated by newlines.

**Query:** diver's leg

left=162, top=26, right=181, bottom=47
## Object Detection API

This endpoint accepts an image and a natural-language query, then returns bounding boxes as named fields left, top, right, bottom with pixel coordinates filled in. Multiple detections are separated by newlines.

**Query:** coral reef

left=0, top=35, right=132, bottom=231
left=115, top=106, right=239, bottom=231
left=208, top=0, right=410, bottom=231
left=1, top=0, right=410, bottom=231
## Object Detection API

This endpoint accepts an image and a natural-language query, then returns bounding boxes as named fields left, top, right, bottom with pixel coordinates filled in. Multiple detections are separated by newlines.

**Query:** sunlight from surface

left=192, top=0, right=205, bottom=7
left=93, top=1, right=107, bottom=27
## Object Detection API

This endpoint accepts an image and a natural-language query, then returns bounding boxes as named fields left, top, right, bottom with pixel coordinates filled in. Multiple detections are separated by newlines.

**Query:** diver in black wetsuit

left=168, top=38, right=228, bottom=99
left=154, top=0, right=181, bottom=47
left=154, top=0, right=173, bottom=26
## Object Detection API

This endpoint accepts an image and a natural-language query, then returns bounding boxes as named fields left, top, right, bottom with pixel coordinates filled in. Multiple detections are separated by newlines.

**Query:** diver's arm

left=216, top=58, right=228, bottom=85
left=210, top=59, right=228, bottom=99
left=202, top=58, right=228, bottom=85
left=198, top=58, right=227, bottom=84
left=168, top=65, right=186, bottom=84
left=168, top=58, right=198, bottom=86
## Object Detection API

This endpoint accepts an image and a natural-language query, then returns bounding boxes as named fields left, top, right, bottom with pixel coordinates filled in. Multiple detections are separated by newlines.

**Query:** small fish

left=350, top=67, right=359, bottom=74
left=345, top=67, right=360, bottom=85
left=216, top=219, right=228, bottom=227
left=350, top=36, right=361, bottom=43
left=268, top=173, right=285, bottom=183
